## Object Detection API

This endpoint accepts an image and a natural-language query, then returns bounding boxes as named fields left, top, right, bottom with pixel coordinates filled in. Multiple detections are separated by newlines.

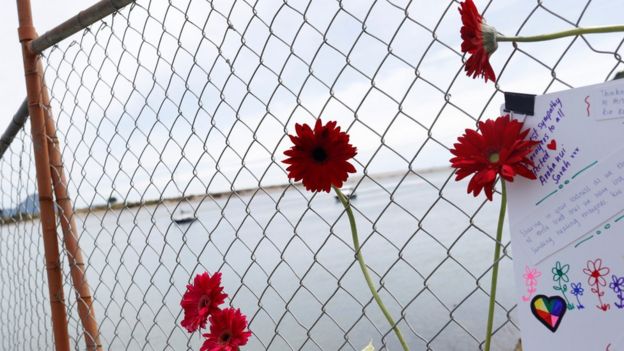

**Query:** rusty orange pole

left=39, top=64, right=103, bottom=350
left=15, top=0, right=71, bottom=350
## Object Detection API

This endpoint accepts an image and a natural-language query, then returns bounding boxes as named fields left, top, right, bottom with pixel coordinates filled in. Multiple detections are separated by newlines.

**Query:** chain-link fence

left=0, top=127, right=53, bottom=350
left=2, top=0, right=624, bottom=350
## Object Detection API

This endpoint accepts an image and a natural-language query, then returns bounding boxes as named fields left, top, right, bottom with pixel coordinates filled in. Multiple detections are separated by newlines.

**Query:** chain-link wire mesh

left=2, top=0, right=624, bottom=350
left=0, top=126, right=53, bottom=350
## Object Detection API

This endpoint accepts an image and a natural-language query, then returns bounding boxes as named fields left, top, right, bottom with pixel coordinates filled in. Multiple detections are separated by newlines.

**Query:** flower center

left=488, top=152, right=500, bottom=163
left=220, top=331, right=232, bottom=343
left=592, top=271, right=600, bottom=278
left=198, top=295, right=210, bottom=311
left=312, top=147, right=328, bottom=162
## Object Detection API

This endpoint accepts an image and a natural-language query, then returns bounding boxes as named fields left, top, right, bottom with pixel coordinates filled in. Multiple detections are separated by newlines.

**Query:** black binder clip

left=503, top=92, right=536, bottom=116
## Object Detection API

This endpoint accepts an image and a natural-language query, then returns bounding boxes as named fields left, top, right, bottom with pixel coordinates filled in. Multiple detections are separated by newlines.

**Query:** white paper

left=589, top=81, right=624, bottom=121
left=505, top=79, right=624, bottom=351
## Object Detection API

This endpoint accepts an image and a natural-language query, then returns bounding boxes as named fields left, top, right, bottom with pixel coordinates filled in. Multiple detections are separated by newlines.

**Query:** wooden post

left=40, top=61, right=103, bottom=350
left=15, top=0, right=71, bottom=350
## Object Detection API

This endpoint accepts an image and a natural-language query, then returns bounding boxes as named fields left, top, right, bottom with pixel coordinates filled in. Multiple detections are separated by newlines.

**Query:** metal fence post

left=15, top=0, right=71, bottom=350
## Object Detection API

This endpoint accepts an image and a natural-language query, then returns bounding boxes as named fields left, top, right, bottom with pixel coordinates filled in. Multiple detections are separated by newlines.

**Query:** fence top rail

left=29, top=0, right=135, bottom=54
left=0, top=98, right=28, bottom=160
left=0, top=0, right=135, bottom=162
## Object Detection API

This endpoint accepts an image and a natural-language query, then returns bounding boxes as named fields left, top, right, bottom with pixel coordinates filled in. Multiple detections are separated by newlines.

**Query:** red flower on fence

left=450, top=115, right=538, bottom=200
left=459, top=0, right=498, bottom=82
left=283, top=119, right=357, bottom=193
left=200, top=308, right=252, bottom=351
left=180, top=272, right=228, bottom=333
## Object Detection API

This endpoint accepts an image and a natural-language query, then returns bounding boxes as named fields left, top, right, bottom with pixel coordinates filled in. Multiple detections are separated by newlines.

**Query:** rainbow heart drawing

left=530, top=295, right=567, bottom=332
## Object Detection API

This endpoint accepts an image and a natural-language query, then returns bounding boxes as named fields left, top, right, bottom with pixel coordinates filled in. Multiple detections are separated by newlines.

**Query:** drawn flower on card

left=551, top=261, right=574, bottom=310
left=552, top=261, right=570, bottom=284
left=584, top=259, right=610, bottom=288
left=570, top=282, right=584, bottom=296
left=609, top=275, right=624, bottom=293
left=583, top=259, right=610, bottom=311
left=609, top=275, right=624, bottom=309
left=570, top=282, right=585, bottom=310
left=524, top=266, right=542, bottom=283
left=522, top=266, right=541, bottom=302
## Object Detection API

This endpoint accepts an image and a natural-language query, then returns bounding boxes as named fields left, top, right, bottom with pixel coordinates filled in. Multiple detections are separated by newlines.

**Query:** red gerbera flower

left=283, top=119, right=357, bottom=193
left=459, top=0, right=498, bottom=82
left=180, top=272, right=228, bottom=333
left=200, top=308, right=252, bottom=351
left=450, top=115, right=538, bottom=201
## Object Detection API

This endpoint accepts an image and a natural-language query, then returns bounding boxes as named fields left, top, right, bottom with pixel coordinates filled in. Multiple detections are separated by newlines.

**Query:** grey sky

left=0, top=1, right=90, bottom=125
left=1, top=0, right=624, bottom=208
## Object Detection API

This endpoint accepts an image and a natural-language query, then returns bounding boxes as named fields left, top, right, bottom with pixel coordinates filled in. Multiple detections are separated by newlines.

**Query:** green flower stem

left=333, top=186, right=409, bottom=351
left=484, top=180, right=507, bottom=351
left=555, top=279, right=574, bottom=310
left=497, top=25, right=624, bottom=43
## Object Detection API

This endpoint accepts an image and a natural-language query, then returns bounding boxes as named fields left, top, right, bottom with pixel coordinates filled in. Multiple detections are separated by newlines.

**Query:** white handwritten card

left=505, top=79, right=624, bottom=351
left=589, top=83, right=624, bottom=121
